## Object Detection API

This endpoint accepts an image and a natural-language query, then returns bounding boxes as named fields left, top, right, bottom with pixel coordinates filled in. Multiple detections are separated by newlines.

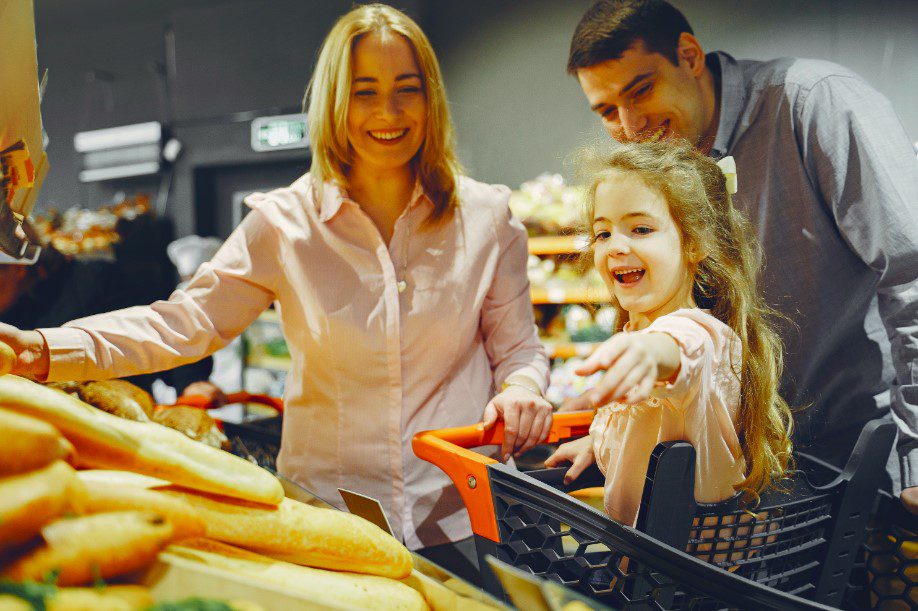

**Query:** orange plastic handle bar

left=412, top=411, right=594, bottom=541
left=172, top=392, right=284, bottom=413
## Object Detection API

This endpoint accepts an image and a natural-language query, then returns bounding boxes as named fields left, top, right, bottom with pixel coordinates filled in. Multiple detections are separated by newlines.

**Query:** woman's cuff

left=36, top=327, right=93, bottom=381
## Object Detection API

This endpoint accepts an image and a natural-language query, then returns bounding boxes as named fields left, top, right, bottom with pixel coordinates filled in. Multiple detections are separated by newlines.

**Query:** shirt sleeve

left=644, top=311, right=730, bottom=404
left=796, top=75, right=918, bottom=488
left=39, top=207, right=280, bottom=382
left=479, top=190, right=550, bottom=394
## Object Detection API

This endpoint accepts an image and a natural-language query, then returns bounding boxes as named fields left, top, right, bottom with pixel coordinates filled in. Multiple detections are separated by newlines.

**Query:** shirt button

left=397, top=280, right=407, bottom=293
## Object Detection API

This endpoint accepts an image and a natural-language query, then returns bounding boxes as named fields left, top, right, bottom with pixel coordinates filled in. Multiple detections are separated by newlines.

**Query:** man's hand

left=544, top=436, right=595, bottom=485
left=575, top=332, right=679, bottom=408
left=901, top=486, right=918, bottom=515
left=179, top=381, right=228, bottom=408
left=482, top=385, right=553, bottom=462
left=0, top=322, right=49, bottom=380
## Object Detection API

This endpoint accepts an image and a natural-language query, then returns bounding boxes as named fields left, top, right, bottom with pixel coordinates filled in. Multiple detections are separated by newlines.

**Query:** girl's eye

left=592, top=230, right=612, bottom=243
left=633, top=226, right=654, bottom=235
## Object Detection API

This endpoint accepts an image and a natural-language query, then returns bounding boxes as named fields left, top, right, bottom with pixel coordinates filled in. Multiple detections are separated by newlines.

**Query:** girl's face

left=592, top=171, right=696, bottom=327
left=346, top=32, right=427, bottom=175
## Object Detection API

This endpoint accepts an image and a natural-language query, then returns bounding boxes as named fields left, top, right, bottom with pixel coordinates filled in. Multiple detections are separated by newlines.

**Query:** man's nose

left=619, top=106, right=647, bottom=141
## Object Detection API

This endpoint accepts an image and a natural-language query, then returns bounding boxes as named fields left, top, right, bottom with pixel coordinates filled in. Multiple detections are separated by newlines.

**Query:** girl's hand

left=575, top=331, right=680, bottom=408
left=0, top=322, right=49, bottom=380
left=482, top=386, right=553, bottom=462
left=544, top=436, right=595, bottom=485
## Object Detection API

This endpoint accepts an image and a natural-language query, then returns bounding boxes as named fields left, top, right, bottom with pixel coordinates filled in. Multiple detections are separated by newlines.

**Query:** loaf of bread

left=153, top=405, right=229, bottom=449
left=0, top=376, right=283, bottom=505
left=163, top=539, right=428, bottom=611
left=0, top=408, right=74, bottom=476
left=2, top=511, right=175, bottom=586
left=160, top=487, right=413, bottom=579
left=0, top=343, right=15, bottom=376
left=80, top=480, right=206, bottom=541
left=0, top=461, right=85, bottom=551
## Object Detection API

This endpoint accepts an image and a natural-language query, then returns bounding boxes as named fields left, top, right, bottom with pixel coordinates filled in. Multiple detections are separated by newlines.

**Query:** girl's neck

left=626, top=280, right=697, bottom=331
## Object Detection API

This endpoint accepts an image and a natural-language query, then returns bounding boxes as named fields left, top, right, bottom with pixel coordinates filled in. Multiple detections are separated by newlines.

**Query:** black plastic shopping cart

left=413, top=412, right=895, bottom=610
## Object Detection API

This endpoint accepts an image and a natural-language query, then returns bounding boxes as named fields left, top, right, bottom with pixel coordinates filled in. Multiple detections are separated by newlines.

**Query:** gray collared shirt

left=709, top=51, right=918, bottom=492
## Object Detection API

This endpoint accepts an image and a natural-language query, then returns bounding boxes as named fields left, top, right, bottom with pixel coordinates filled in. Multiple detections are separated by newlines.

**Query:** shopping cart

left=413, top=412, right=895, bottom=610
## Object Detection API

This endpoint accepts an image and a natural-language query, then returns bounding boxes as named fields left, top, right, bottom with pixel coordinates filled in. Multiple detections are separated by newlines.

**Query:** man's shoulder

left=736, top=55, right=865, bottom=97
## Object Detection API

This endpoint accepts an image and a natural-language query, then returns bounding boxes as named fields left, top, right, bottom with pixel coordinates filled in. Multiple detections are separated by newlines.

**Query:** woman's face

left=346, top=31, right=427, bottom=174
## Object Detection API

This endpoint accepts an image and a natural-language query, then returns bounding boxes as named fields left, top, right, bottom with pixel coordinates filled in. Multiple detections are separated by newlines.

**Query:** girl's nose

left=608, top=232, right=630, bottom=255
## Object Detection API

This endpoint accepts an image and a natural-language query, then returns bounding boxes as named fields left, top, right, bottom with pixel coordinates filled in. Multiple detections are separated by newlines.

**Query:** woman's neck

left=346, top=163, right=416, bottom=217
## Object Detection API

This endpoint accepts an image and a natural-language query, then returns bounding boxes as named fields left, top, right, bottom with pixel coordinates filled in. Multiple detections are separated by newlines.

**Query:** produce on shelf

left=508, top=173, right=583, bottom=236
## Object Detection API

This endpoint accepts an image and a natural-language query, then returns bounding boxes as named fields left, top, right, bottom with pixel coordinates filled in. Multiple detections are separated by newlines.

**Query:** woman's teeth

left=369, top=129, right=408, bottom=141
left=613, top=268, right=645, bottom=283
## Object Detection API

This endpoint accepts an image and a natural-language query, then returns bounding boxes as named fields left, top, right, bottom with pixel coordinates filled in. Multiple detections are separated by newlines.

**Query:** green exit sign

left=251, top=113, right=309, bottom=152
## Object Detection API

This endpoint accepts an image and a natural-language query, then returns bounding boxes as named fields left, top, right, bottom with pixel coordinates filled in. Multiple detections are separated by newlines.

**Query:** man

left=566, top=0, right=918, bottom=510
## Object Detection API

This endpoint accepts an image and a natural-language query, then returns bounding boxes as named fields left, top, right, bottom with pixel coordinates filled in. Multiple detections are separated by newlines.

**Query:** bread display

left=163, top=539, right=427, bottom=611
left=80, top=480, right=207, bottom=541
left=0, top=461, right=85, bottom=551
left=153, top=406, right=229, bottom=450
left=0, top=376, right=283, bottom=505
left=0, top=408, right=74, bottom=476
left=2, top=511, right=176, bottom=585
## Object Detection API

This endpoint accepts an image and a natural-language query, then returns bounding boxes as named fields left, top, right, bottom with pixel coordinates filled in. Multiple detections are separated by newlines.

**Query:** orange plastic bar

left=412, top=411, right=595, bottom=542
left=172, top=392, right=284, bottom=413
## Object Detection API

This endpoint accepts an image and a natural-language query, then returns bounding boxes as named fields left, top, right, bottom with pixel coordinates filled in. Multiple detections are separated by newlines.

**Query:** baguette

left=80, top=480, right=206, bottom=541
left=0, top=376, right=283, bottom=505
left=400, top=569, right=502, bottom=611
left=2, top=511, right=174, bottom=586
left=0, top=408, right=74, bottom=476
left=165, top=539, right=428, bottom=611
left=160, top=487, right=413, bottom=579
left=0, top=344, right=15, bottom=376
left=0, top=461, right=85, bottom=551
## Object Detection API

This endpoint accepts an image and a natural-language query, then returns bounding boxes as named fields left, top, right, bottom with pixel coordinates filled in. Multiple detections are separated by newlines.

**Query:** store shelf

left=541, top=340, right=601, bottom=359
left=528, top=235, right=589, bottom=255
left=530, top=286, right=607, bottom=304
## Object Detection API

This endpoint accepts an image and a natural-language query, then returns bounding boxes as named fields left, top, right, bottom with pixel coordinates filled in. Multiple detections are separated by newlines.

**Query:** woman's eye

left=354, top=89, right=376, bottom=97
left=398, top=86, right=421, bottom=94
left=633, top=226, right=653, bottom=235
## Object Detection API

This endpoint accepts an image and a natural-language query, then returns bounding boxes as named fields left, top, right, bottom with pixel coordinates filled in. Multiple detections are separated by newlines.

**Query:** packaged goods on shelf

left=508, top=172, right=584, bottom=236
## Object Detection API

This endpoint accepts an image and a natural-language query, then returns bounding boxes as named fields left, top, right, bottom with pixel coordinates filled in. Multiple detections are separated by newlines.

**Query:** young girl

left=546, top=140, right=793, bottom=526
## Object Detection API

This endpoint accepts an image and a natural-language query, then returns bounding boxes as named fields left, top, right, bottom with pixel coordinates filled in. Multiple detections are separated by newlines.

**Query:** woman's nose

left=380, top=92, right=401, bottom=119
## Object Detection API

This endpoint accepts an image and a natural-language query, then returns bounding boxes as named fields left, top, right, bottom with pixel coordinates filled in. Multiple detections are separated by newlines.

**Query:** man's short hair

left=567, top=0, right=694, bottom=74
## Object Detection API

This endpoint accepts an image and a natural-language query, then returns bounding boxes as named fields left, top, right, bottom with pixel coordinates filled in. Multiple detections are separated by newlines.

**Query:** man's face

left=577, top=40, right=708, bottom=146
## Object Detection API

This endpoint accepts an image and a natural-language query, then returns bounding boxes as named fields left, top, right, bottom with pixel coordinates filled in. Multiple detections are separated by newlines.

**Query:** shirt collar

left=708, top=51, right=747, bottom=159
left=315, top=176, right=430, bottom=223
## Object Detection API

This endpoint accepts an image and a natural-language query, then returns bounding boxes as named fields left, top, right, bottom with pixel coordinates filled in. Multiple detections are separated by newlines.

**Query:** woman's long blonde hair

left=581, top=140, right=793, bottom=503
left=304, top=3, right=462, bottom=220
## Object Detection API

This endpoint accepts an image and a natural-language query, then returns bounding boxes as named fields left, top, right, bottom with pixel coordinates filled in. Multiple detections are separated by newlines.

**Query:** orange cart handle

left=412, top=411, right=594, bottom=542
left=171, top=392, right=284, bottom=413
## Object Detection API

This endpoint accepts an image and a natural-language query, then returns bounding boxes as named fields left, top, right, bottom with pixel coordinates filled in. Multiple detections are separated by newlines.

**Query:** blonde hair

left=304, top=3, right=462, bottom=221
left=581, top=140, right=793, bottom=503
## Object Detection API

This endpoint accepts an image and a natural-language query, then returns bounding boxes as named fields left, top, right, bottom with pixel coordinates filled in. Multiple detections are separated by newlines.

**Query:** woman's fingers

left=515, top=404, right=552, bottom=456
left=500, top=402, right=521, bottom=461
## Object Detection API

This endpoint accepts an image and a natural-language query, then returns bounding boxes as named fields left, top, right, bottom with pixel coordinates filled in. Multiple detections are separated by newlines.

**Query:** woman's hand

left=482, top=385, right=553, bottom=462
left=0, top=322, right=49, bottom=380
left=179, top=381, right=228, bottom=408
left=544, top=436, right=595, bottom=485
left=574, top=331, right=680, bottom=408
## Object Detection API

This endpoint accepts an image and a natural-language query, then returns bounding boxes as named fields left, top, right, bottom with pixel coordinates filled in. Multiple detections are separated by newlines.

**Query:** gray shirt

left=709, top=51, right=918, bottom=492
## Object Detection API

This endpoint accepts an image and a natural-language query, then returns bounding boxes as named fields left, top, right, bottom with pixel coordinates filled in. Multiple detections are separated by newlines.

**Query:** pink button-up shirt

left=40, top=173, right=549, bottom=549
left=589, top=308, right=746, bottom=527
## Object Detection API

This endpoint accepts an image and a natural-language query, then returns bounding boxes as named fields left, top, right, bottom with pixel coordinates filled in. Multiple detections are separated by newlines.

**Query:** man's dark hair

left=567, top=0, right=694, bottom=74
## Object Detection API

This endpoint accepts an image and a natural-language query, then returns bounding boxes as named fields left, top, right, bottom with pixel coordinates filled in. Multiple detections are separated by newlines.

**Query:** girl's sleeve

left=644, top=310, right=729, bottom=402
left=479, top=190, right=550, bottom=393
left=39, top=207, right=280, bottom=382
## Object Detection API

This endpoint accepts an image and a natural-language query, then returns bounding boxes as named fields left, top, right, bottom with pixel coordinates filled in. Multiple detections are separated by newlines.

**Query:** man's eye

left=633, top=226, right=654, bottom=235
left=602, top=107, right=618, bottom=121
left=632, top=83, right=652, bottom=99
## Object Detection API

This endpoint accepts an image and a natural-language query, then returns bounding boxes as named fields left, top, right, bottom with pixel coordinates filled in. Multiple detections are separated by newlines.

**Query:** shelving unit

left=527, top=235, right=589, bottom=256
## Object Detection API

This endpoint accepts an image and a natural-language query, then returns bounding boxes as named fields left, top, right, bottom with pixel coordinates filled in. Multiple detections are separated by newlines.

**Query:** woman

left=0, top=4, right=550, bottom=580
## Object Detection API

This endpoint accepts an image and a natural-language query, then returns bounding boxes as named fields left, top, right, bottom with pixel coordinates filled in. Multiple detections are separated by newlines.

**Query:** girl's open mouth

left=613, top=267, right=645, bottom=285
